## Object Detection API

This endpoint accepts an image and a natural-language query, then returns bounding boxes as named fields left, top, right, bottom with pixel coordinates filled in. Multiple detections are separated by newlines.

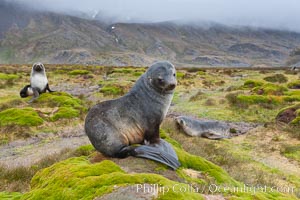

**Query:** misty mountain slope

left=1, top=1, right=300, bottom=66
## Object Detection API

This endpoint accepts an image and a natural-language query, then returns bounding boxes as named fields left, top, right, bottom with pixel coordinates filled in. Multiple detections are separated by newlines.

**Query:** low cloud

left=10, top=0, right=300, bottom=32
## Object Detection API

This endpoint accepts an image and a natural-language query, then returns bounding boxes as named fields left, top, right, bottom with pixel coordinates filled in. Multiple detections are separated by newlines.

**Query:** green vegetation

left=263, top=74, right=288, bottom=83
left=226, top=93, right=282, bottom=107
left=37, top=92, right=84, bottom=109
left=50, top=107, right=80, bottom=121
left=68, top=70, right=90, bottom=75
left=0, top=73, right=19, bottom=80
left=287, top=80, right=300, bottom=89
left=0, top=192, right=22, bottom=200
left=252, top=83, right=288, bottom=95
left=112, top=68, right=145, bottom=75
left=100, top=84, right=124, bottom=96
left=243, top=79, right=264, bottom=88
left=176, top=71, right=185, bottom=79
left=73, top=144, right=95, bottom=156
left=0, top=108, right=43, bottom=126
left=21, top=158, right=204, bottom=200
left=281, top=145, right=300, bottom=163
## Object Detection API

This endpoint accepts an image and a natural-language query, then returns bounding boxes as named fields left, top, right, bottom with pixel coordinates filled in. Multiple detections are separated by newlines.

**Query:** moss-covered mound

left=281, top=145, right=300, bottom=163
left=243, top=80, right=264, bottom=88
left=50, top=107, right=80, bottom=121
left=276, top=103, right=300, bottom=125
left=68, top=70, right=90, bottom=75
left=252, top=83, right=288, bottom=96
left=112, top=68, right=145, bottom=75
left=21, top=158, right=204, bottom=200
left=0, top=192, right=22, bottom=200
left=0, top=73, right=19, bottom=80
left=36, top=92, right=83, bottom=109
left=263, top=74, right=288, bottom=83
left=100, top=84, right=124, bottom=96
left=287, top=80, right=300, bottom=89
left=35, top=92, right=85, bottom=121
left=0, top=107, right=43, bottom=126
left=226, top=93, right=282, bottom=107
left=176, top=71, right=185, bottom=79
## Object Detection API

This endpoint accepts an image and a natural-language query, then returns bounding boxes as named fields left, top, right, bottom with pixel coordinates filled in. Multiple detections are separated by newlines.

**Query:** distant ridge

left=1, top=1, right=300, bottom=67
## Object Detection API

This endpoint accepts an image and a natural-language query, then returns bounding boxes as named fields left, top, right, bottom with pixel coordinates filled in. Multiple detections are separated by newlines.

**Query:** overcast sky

left=12, top=0, right=300, bottom=31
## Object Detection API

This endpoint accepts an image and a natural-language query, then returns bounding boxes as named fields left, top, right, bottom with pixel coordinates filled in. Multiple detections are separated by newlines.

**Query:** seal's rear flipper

left=46, top=83, right=55, bottom=92
left=131, top=139, right=180, bottom=170
left=201, top=132, right=230, bottom=140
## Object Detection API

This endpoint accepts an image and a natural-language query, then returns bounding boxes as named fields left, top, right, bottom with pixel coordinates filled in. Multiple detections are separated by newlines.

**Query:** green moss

left=175, top=146, right=238, bottom=185
left=282, top=95, right=300, bottom=102
left=112, top=68, right=145, bottom=75
left=37, top=92, right=83, bottom=109
left=263, top=74, right=288, bottom=83
left=197, top=71, right=206, bottom=75
left=253, top=83, right=288, bottom=95
left=74, top=145, right=95, bottom=156
left=21, top=157, right=204, bottom=200
left=50, top=106, right=80, bottom=121
left=236, top=95, right=282, bottom=105
left=281, top=145, right=300, bottom=162
left=284, top=90, right=300, bottom=96
left=243, top=80, right=264, bottom=88
left=68, top=70, right=90, bottom=75
left=0, top=192, right=22, bottom=200
left=100, top=84, right=124, bottom=96
left=0, top=73, right=19, bottom=80
left=133, top=71, right=143, bottom=76
left=0, top=107, right=43, bottom=126
left=287, top=80, right=300, bottom=89
left=176, top=72, right=185, bottom=79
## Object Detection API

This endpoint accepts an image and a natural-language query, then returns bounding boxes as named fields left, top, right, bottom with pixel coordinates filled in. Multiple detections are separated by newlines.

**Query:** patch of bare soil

left=0, top=124, right=89, bottom=168
left=276, top=108, right=297, bottom=124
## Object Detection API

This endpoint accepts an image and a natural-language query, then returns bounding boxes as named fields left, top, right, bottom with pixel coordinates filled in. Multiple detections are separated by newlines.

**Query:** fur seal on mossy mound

left=20, top=63, right=54, bottom=102
left=176, top=116, right=256, bottom=139
left=85, top=61, right=180, bottom=169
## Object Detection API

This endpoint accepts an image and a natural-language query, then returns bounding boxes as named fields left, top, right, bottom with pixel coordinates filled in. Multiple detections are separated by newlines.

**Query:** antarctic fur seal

left=176, top=116, right=257, bottom=139
left=176, top=116, right=232, bottom=139
left=85, top=61, right=180, bottom=169
left=22, top=62, right=54, bottom=102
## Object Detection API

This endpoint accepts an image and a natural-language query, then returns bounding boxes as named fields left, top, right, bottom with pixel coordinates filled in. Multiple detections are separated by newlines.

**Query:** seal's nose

left=167, top=83, right=176, bottom=90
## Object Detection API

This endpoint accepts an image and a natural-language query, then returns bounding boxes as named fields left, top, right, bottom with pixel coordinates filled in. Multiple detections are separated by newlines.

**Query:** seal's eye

left=158, top=78, right=164, bottom=84
left=173, top=73, right=176, bottom=77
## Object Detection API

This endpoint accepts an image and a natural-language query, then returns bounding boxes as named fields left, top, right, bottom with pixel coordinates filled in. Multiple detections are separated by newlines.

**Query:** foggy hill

left=1, top=1, right=300, bottom=67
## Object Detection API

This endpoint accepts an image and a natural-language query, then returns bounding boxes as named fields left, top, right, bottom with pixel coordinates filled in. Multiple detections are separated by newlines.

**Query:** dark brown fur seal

left=85, top=61, right=180, bottom=169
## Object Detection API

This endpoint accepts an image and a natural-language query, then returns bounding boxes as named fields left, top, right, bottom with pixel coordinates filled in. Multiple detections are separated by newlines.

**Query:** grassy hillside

left=0, top=64, right=299, bottom=199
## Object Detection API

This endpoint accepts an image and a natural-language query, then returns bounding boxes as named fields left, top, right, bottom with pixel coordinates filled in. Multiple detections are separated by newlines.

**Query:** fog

left=9, top=0, right=300, bottom=31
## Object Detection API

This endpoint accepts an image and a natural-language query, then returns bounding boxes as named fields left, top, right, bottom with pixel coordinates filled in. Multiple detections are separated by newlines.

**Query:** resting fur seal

left=176, top=116, right=232, bottom=139
left=85, top=61, right=180, bottom=169
left=24, top=63, right=54, bottom=102
left=176, top=116, right=257, bottom=139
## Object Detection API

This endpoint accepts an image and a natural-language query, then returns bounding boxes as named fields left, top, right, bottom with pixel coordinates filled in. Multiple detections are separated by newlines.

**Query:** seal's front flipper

left=201, top=132, right=230, bottom=140
left=28, top=88, right=40, bottom=103
left=131, top=139, right=180, bottom=170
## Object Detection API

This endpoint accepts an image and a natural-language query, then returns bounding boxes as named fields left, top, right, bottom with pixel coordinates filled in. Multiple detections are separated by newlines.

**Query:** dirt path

left=0, top=124, right=90, bottom=168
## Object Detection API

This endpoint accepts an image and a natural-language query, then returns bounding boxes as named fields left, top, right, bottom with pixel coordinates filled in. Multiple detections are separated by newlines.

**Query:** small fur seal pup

left=20, top=63, right=54, bottom=102
left=85, top=61, right=180, bottom=169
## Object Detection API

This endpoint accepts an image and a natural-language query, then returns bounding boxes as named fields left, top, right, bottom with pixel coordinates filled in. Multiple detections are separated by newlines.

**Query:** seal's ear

left=180, top=119, right=186, bottom=126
